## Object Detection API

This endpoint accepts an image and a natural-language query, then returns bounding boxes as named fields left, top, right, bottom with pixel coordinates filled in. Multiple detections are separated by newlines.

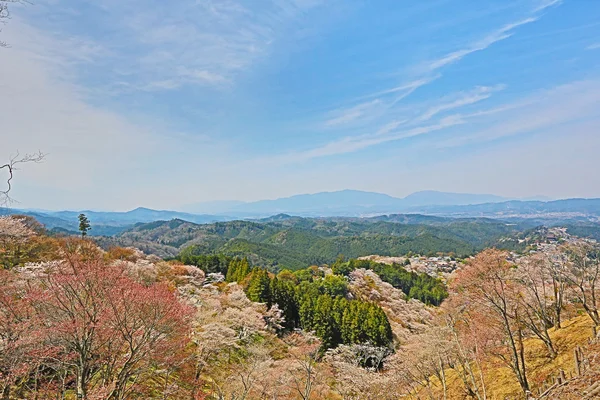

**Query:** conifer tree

left=78, top=213, right=91, bottom=237
left=246, top=268, right=271, bottom=304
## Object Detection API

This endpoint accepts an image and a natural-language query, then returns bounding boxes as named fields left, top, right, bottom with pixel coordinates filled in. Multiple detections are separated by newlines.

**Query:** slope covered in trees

left=332, top=258, right=448, bottom=306
left=98, top=216, right=525, bottom=270
left=4, top=214, right=600, bottom=399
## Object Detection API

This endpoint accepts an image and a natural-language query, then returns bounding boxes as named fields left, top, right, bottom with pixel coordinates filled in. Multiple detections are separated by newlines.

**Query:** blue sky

left=1, top=0, right=600, bottom=210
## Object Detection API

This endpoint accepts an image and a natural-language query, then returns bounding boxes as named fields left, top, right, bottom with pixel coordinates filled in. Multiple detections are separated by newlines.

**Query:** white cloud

left=321, top=76, right=439, bottom=128
left=414, top=85, right=505, bottom=123
left=272, top=116, right=465, bottom=163
left=358, top=76, right=441, bottom=100
left=437, top=80, right=600, bottom=148
left=318, top=3, right=557, bottom=139
left=0, top=21, right=234, bottom=210
left=426, top=17, right=538, bottom=71
left=270, top=77, right=600, bottom=165
left=21, top=0, right=324, bottom=92
left=323, top=100, right=383, bottom=127
left=587, top=43, right=600, bottom=50
left=532, top=0, right=562, bottom=13
left=301, top=84, right=505, bottom=161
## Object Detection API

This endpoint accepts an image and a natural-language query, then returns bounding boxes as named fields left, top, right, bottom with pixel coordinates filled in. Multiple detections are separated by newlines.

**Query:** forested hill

left=96, top=215, right=526, bottom=270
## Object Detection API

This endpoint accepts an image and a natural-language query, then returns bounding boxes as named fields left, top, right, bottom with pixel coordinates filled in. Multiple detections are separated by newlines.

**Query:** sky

left=1, top=0, right=600, bottom=211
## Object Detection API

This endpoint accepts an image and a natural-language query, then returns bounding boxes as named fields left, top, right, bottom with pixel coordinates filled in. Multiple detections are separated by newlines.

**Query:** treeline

left=180, top=249, right=448, bottom=307
left=178, top=250, right=232, bottom=275
left=332, top=258, right=448, bottom=306
left=227, top=259, right=393, bottom=350
left=118, top=216, right=529, bottom=268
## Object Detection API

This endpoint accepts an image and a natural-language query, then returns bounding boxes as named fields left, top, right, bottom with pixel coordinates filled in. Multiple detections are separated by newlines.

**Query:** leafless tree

left=1, top=0, right=27, bottom=47
left=562, top=243, right=600, bottom=327
left=452, top=250, right=530, bottom=395
left=515, top=255, right=559, bottom=358
left=1, top=152, right=45, bottom=206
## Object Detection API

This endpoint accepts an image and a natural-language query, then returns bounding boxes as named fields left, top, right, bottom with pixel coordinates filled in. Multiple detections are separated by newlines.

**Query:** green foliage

left=225, top=257, right=250, bottom=283
left=242, top=264, right=392, bottom=350
left=246, top=268, right=271, bottom=304
left=335, top=259, right=448, bottom=306
left=78, top=214, right=91, bottom=237
left=137, top=216, right=525, bottom=269
left=319, top=274, right=348, bottom=297
left=178, top=250, right=232, bottom=274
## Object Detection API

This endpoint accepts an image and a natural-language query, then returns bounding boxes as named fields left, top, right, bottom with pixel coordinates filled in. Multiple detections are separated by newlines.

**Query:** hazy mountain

left=417, top=198, right=600, bottom=219
left=183, top=190, right=512, bottom=217
left=401, top=190, right=508, bottom=207
left=3, top=192, right=593, bottom=235
left=1, top=207, right=230, bottom=236
left=227, top=190, right=402, bottom=215
left=180, top=200, right=246, bottom=214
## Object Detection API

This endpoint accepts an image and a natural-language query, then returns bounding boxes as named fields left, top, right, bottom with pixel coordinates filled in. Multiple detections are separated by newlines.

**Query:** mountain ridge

left=182, top=189, right=517, bottom=215
left=4, top=191, right=599, bottom=236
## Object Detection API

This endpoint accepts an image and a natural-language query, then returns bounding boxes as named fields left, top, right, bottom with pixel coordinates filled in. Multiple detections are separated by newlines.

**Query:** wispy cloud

left=310, top=1, right=561, bottom=161
left=414, top=85, right=505, bottom=123
left=28, top=0, right=324, bottom=92
left=273, top=116, right=465, bottom=164
left=436, top=80, right=600, bottom=148
left=587, top=43, right=600, bottom=50
left=324, top=100, right=383, bottom=127
left=0, top=21, right=237, bottom=209
left=425, top=17, right=538, bottom=71
left=273, top=76, right=600, bottom=165
left=359, top=76, right=441, bottom=100
left=322, top=76, right=440, bottom=127
left=532, top=0, right=562, bottom=13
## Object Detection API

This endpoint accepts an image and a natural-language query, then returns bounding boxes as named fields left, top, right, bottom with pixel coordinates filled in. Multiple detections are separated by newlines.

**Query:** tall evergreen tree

left=78, top=214, right=91, bottom=238
left=246, top=268, right=271, bottom=304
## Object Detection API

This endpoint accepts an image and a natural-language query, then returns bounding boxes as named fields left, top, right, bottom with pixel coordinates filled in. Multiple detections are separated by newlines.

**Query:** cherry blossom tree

left=562, top=242, right=600, bottom=328
left=25, top=257, right=192, bottom=399
left=0, top=269, right=35, bottom=400
left=452, top=249, right=530, bottom=395
left=515, top=254, right=560, bottom=358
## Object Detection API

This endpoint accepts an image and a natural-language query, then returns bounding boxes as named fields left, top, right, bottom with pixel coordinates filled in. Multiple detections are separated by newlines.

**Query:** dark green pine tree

left=78, top=213, right=91, bottom=237
left=225, top=259, right=238, bottom=282
left=226, top=258, right=251, bottom=283
left=246, top=268, right=271, bottom=305
left=270, top=277, right=299, bottom=330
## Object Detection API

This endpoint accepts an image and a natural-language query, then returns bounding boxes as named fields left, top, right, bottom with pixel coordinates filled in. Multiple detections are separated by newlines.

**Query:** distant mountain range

left=0, top=207, right=230, bottom=236
left=182, top=190, right=527, bottom=216
left=2, top=190, right=598, bottom=236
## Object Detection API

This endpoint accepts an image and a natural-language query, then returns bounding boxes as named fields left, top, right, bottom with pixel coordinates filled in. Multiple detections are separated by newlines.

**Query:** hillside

left=3, top=215, right=600, bottom=399
left=96, top=216, right=524, bottom=269
left=419, top=316, right=599, bottom=399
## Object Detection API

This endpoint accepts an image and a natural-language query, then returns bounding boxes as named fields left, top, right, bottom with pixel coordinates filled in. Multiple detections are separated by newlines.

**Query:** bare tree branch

left=0, top=0, right=30, bottom=48
left=0, top=151, right=45, bottom=206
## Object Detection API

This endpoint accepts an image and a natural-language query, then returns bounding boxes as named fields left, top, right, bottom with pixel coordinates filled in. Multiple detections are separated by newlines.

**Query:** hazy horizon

left=3, top=188, right=582, bottom=214
left=3, top=0, right=600, bottom=210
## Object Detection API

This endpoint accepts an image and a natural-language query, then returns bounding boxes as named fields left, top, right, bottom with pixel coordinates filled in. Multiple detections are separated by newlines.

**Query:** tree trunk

left=544, top=337, right=558, bottom=359
left=517, top=326, right=530, bottom=394
left=439, top=356, right=447, bottom=400
left=77, top=368, right=87, bottom=400
left=582, top=302, right=600, bottom=327
left=2, top=385, right=10, bottom=400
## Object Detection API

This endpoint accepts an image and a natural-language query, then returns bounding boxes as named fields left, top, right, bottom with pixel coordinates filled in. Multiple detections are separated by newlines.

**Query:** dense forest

left=100, top=216, right=528, bottom=270
left=180, top=256, right=395, bottom=350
